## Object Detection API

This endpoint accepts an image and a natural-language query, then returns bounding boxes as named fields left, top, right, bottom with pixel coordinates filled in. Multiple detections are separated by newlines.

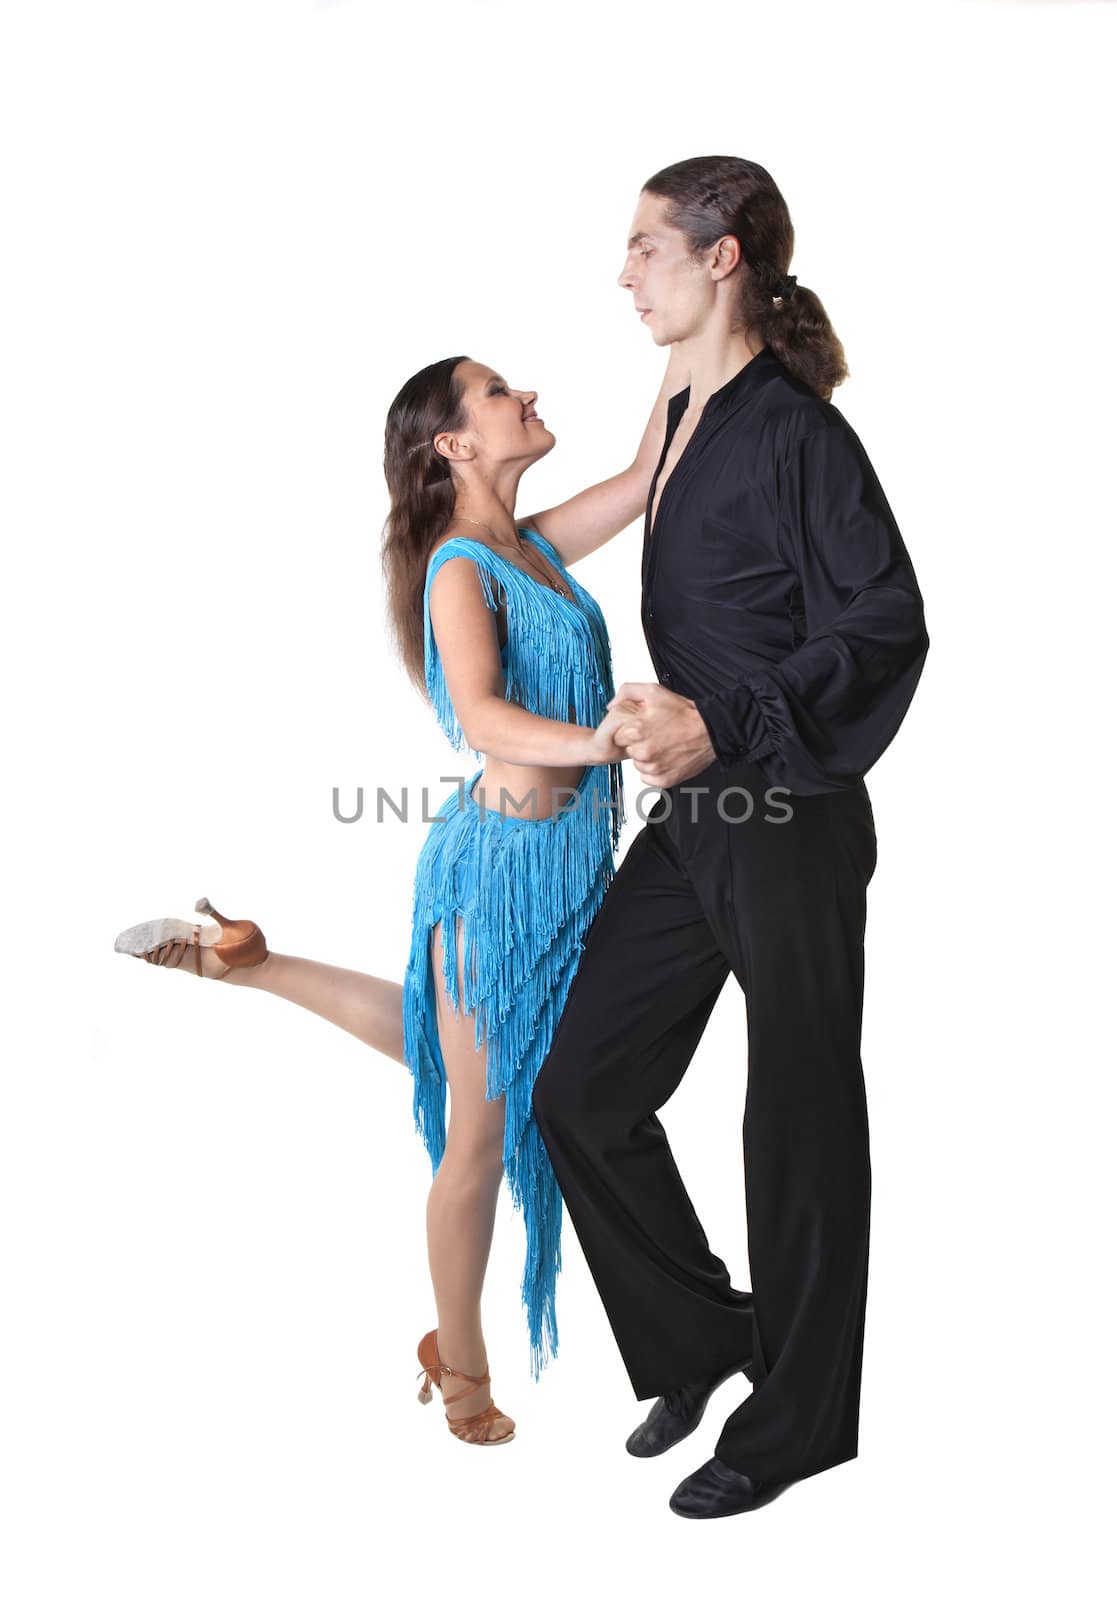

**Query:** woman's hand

left=605, top=681, right=716, bottom=789
left=586, top=698, right=643, bottom=764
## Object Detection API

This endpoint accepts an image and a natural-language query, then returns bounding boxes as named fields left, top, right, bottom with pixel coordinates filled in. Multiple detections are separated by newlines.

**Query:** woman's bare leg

left=127, top=911, right=510, bottom=1426
left=220, top=954, right=405, bottom=1064
left=424, top=915, right=514, bottom=1437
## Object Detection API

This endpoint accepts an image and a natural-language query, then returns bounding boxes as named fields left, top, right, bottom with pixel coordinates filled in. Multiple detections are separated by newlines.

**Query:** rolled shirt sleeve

left=693, top=418, right=930, bottom=795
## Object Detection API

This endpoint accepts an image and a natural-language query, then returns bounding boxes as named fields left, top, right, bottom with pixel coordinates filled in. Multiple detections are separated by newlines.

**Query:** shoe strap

left=149, top=938, right=183, bottom=970
left=442, top=1370, right=491, bottom=1407
left=143, top=931, right=203, bottom=975
left=416, top=1359, right=491, bottom=1409
left=446, top=1399, right=509, bottom=1441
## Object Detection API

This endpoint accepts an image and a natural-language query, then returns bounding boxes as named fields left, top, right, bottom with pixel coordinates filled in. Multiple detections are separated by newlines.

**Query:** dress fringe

left=402, top=769, right=620, bottom=1377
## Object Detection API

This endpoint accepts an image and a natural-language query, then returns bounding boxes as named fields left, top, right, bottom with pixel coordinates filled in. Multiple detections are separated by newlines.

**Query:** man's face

left=617, top=190, right=712, bottom=345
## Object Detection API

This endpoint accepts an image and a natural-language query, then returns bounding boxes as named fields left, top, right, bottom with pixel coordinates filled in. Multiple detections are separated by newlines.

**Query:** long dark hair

left=381, top=355, right=470, bottom=691
left=643, top=156, right=848, bottom=400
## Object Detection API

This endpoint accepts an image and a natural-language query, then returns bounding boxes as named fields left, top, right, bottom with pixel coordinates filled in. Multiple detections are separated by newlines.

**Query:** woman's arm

left=428, top=555, right=631, bottom=765
left=519, top=346, right=689, bottom=567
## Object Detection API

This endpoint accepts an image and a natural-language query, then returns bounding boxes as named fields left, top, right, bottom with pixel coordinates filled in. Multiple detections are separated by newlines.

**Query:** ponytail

left=744, top=269, right=848, bottom=401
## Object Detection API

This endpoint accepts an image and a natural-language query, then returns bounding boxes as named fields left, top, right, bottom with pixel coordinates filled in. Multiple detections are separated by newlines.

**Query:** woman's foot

left=416, top=1330, right=516, bottom=1445
left=114, top=898, right=269, bottom=980
left=113, top=918, right=233, bottom=978
left=440, top=1344, right=515, bottom=1442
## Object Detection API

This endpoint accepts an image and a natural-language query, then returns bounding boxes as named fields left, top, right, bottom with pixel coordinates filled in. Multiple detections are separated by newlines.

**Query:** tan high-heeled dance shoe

left=113, top=897, right=268, bottom=978
left=416, top=1329, right=516, bottom=1446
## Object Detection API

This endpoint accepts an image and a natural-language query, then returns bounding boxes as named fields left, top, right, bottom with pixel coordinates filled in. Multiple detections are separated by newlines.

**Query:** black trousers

left=532, top=756, right=878, bottom=1485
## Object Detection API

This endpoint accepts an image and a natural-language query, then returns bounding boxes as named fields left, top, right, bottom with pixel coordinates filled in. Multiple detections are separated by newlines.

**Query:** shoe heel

left=195, top=896, right=231, bottom=929
left=195, top=897, right=268, bottom=969
left=416, top=1328, right=444, bottom=1406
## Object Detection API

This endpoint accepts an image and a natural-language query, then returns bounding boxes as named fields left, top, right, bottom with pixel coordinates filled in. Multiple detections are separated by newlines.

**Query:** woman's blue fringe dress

left=401, top=528, right=625, bottom=1377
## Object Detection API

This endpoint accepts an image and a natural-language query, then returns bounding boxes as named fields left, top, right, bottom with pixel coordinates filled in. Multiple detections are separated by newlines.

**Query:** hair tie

left=772, top=273, right=798, bottom=301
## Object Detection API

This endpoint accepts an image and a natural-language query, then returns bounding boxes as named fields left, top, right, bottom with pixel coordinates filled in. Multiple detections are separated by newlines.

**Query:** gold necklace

left=448, top=513, right=568, bottom=596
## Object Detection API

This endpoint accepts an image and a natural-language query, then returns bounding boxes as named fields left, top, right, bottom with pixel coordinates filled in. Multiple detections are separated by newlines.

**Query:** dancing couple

left=114, top=155, right=929, bottom=1518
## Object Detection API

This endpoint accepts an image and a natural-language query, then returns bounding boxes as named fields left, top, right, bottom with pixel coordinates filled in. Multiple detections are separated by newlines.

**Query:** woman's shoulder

left=426, top=530, right=557, bottom=586
left=423, top=536, right=506, bottom=622
left=424, top=534, right=496, bottom=587
left=426, top=531, right=485, bottom=565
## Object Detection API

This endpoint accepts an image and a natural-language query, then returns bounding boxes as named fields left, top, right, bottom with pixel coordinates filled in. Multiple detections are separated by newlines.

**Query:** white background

left=2, top=1, right=1114, bottom=1595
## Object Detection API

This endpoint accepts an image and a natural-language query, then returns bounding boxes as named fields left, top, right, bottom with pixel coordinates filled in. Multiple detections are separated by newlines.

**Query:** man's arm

left=609, top=416, right=929, bottom=794
left=520, top=347, right=688, bottom=566
left=692, top=417, right=930, bottom=794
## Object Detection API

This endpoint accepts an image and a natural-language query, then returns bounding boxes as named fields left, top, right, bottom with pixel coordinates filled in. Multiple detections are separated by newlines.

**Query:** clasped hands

left=594, top=681, right=716, bottom=790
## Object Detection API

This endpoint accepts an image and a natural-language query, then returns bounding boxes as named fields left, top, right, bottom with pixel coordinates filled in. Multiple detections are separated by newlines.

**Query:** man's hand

left=606, top=681, right=717, bottom=789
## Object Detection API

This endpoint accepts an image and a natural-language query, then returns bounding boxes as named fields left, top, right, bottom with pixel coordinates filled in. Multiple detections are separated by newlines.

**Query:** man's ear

left=709, top=233, right=743, bottom=281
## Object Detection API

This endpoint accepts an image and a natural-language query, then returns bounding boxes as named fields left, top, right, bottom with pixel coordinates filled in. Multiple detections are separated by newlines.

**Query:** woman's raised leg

left=116, top=902, right=408, bottom=1062
left=223, top=953, right=406, bottom=1064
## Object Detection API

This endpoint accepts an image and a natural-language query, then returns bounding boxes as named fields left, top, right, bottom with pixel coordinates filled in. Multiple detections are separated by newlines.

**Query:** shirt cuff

left=693, top=682, right=775, bottom=770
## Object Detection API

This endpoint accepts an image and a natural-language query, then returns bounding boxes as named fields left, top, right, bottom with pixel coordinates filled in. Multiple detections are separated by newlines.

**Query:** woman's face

left=435, top=361, right=555, bottom=471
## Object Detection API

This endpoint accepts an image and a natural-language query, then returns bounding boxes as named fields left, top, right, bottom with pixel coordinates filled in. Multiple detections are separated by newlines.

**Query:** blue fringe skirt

left=401, top=762, right=619, bottom=1377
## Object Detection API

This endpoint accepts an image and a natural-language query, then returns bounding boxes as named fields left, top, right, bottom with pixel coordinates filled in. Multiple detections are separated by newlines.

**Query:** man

left=531, top=156, right=930, bottom=1518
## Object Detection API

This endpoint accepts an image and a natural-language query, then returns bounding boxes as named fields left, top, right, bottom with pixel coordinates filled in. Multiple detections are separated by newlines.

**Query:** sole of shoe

left=114, top=917, right=223, bottom=956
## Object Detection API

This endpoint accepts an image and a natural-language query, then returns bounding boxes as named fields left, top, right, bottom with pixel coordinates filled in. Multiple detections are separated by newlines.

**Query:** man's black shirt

left=639, top=344, right=930, bottom=796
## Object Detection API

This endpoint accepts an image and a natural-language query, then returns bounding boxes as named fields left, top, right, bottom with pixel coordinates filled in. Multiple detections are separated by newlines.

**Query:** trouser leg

left=691, top=768, right=878, bottom=1483
left=532, top=813, right=752, bottom=1398
left=535, top=755, right=877, bottom=1484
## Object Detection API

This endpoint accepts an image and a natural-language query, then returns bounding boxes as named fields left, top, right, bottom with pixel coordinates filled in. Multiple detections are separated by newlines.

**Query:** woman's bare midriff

left=470, top=758, right=588, bottom=821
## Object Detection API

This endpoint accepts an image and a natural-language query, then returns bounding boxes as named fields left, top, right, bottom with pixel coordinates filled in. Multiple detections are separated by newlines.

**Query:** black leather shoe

left=625, top=1359, right=754, bottom=1458
left=669, top=1456, right=791, bottom=1518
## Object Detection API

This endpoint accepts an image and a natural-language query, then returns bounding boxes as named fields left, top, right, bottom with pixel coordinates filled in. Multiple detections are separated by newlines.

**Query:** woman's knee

left=437, top=1129, right=505, bottom=1190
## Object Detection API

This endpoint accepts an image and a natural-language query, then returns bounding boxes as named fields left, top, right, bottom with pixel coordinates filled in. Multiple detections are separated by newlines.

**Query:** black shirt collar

left=667, top=344, right=779, bottom=422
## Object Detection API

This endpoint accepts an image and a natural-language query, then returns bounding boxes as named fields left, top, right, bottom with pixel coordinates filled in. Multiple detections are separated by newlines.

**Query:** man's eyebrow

left=487, top=374, right=507, bottom=387
left=627, top=231, right=655, bottom=248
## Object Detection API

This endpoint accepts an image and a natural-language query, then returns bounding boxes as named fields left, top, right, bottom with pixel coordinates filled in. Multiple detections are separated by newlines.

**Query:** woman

left=114, top=346, right=686, bottom=1445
